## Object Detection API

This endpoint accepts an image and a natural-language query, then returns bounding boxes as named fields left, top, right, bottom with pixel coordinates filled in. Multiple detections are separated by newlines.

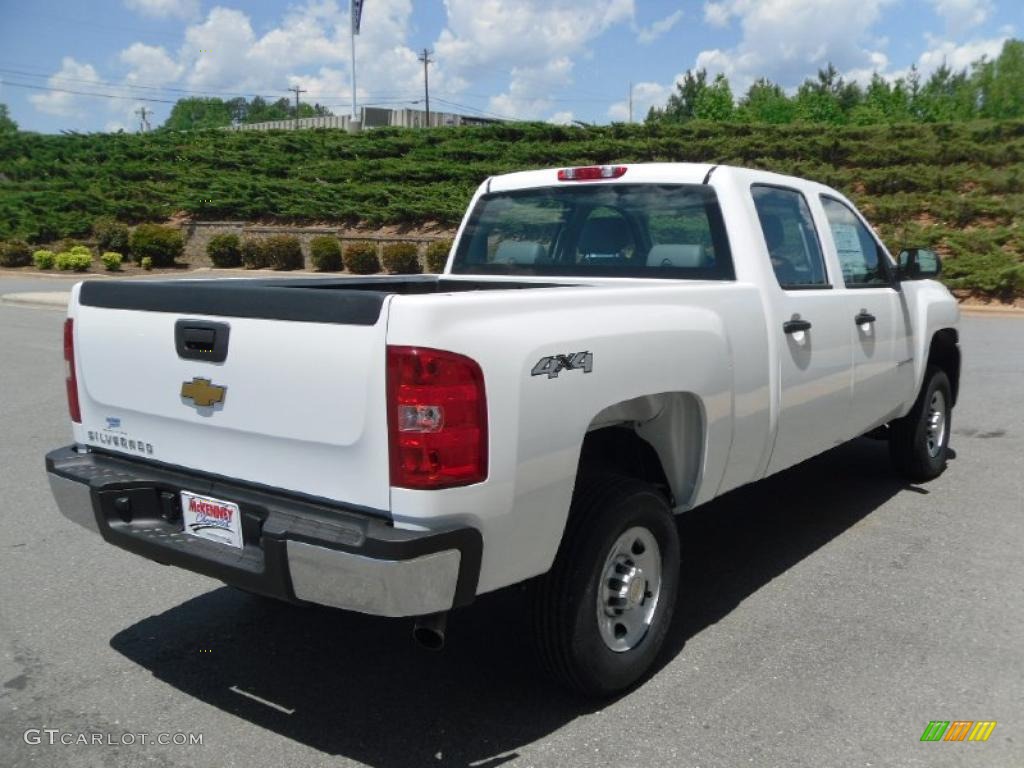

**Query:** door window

left=820, top=196, right=891, bottom=287
left=751, top=185, right=829, bottom=289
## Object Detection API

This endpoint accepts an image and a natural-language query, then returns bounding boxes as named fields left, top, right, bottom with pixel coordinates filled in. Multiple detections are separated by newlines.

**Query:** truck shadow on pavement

left=110, top=437, right=917, bottom=768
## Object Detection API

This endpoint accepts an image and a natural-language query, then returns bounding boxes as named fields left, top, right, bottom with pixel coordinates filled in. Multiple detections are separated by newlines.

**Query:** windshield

left=450, top=183, right=734, bottom=280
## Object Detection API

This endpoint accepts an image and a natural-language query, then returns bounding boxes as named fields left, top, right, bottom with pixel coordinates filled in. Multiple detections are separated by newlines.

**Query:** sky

left=0, top=0, right=1020, bottom=133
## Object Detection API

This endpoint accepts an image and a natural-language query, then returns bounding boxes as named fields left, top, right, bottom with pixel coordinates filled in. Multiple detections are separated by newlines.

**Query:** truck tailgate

left=70, top=280, right=392, bottom=512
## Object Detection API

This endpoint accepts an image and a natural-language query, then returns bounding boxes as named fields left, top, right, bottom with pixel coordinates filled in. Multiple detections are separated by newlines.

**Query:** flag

left=351, top=0, right=364, bottom=35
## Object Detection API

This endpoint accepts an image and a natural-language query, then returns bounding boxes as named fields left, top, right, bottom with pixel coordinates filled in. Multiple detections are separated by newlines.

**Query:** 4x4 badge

left=181, top=377, right=227, bottom=408
left=531, top=352, right=594, bottom=379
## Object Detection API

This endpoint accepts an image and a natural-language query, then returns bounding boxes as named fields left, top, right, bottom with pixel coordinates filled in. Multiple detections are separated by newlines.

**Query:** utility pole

left=628, top=81, right=633, bottom=124
left=418, top=48, right=433, bottom=128
left=288, top=85, right=307, bottom=130
left=135, top=106, right=151, bottom=133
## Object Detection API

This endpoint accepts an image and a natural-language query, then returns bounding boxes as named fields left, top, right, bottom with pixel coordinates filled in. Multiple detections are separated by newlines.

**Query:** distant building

left=225, top=106, right=502, bottom=132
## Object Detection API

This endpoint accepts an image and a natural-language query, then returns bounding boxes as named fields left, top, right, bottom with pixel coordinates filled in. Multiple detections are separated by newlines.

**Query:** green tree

left=0, top=103, right=17, bottom=134
left=916, top=64, right=978, bottom=122
left=693, top=74, right=735, bottom=121
left=737, top=79, right=795, bottom=123
left=648, top=69, right=709, bottom=123
left=794, top=64, right=859, bottom=123
left=163, top=98, right=234, bottom=130
left=976, top=39, right=1024, bottom=119
left=852, top=73, right=913, bottom=123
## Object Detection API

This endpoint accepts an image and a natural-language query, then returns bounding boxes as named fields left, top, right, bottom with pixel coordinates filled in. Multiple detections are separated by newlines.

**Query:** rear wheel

left=530, top=475, right=680, bottom=697
left=890, top=365, right=952, bottom=482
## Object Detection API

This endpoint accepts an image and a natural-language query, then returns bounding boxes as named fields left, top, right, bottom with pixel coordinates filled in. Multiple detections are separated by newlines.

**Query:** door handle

left=783, top=319, right=812, bottom=334
left=854, top=311, right=877, bottom=325
left=175, top=319, right=230, bottom=363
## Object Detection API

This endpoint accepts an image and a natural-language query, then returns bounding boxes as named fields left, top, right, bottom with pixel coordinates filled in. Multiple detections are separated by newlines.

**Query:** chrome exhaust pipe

left=413, top=612, right=447, bottom=651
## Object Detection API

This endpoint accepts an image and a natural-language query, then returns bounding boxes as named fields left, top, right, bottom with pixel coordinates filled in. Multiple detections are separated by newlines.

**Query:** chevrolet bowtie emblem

left=181, top=377, right=227, bottom=408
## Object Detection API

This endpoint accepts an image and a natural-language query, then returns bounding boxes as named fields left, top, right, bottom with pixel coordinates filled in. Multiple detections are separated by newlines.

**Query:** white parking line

left=228, top=685, right=296, bottom=715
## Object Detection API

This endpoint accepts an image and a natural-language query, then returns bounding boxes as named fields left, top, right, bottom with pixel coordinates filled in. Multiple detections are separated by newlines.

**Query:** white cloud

left=436, top=0, right=635, bottom=119
left=29, top=57, right=101, bottom=117
left=548, top=110, right=575, bottom=125
left=930, top=0, right=993, bottom=33
left=608, top=80, right=673, bottom=121
left=123, top=0, right=199, bottom=19
left=703, top=2, right=733, bottom=27
left=916, top=34, right=1007, bottom=75
left=692, top=0, right=895, bottom=94
left=176, top=1, right=430, bottom=111
left=636, top=10, right=683, bottom=44
left=120, top=43, right=184, bottom=86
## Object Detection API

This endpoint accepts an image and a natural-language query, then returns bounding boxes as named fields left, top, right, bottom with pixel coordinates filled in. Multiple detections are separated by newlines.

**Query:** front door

left=751, top=185, right=853, bottom=475
left=818, top=195, right=915, bottom=434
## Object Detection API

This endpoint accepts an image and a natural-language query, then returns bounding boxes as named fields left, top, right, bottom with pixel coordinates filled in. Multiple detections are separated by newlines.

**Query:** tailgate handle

left=175, top=319, right=230, bottom=363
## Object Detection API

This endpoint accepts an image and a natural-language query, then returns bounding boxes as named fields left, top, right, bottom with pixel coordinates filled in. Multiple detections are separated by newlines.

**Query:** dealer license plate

left=180, top=490, right=243, bottom=549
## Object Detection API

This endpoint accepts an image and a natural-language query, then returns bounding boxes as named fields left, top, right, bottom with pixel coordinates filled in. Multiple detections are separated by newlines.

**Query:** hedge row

left=203, top=234, right=450, bottom=274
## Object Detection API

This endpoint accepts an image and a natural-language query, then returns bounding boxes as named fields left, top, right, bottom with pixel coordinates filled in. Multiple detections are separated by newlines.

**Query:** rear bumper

left=46, top=446, right=481, bottom=617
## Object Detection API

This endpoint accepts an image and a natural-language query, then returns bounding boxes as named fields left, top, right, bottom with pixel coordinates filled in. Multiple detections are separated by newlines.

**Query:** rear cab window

left=450, top=184, right=735, bottom=280
left=750, top=184, right=830, bottom=289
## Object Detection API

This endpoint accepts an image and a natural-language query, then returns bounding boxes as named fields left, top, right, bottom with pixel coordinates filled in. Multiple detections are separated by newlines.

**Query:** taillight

left=557, top=165, right=627, bottom=181
left=387, top=346, right=487, bottom=489
left=64, top=318, right=81, bottom=423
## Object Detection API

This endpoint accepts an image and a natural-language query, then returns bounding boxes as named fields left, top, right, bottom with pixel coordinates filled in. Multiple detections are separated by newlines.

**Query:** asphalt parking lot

left=1, top=295, right=1021, bottom=768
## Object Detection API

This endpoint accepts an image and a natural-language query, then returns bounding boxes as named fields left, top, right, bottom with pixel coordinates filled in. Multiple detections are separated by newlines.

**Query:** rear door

left=71, top=280, right=393, bottom=511
left=818, top=195, right=915, bottom=434
left=751, top=184, right=853, bottom=474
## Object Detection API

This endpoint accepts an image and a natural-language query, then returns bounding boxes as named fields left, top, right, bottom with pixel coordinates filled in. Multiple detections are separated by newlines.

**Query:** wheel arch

left=577, top=392, right=706, bottom=510
left=928, top=328, right=961, bottom=406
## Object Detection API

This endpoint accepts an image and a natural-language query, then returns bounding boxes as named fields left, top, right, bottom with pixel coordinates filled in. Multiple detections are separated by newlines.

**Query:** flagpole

left=350, top=6, right=357, bottom=121
left=350, top=0, right=361, bottom=129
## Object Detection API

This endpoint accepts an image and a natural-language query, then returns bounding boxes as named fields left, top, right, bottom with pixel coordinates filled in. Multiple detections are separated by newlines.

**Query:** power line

left=0, top=80, right=178, bottom=104
left=418, top=48, right=433, bottom=128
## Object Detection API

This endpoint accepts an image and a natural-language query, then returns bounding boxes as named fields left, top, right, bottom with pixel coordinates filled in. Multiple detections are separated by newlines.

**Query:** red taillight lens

left=557, top=165, right=627, bottom=181
left=63, top=318, right=81, bottom=423
left=387, top=346, right=487, bottom=489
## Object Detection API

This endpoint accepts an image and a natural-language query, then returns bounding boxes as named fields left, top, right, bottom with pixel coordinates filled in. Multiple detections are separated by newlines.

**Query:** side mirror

left=897, top=248, right=942, bottom=281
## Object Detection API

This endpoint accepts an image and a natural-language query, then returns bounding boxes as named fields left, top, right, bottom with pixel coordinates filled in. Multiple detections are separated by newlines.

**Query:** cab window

left=751, top=185, right=829, bottom=289
left=820, top=196, right=891, bottom=287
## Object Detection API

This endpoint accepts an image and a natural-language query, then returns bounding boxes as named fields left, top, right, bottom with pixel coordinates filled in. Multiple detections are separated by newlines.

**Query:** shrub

left=69, top=244, right=92, bottom=257
left=101, top=251, right=123, bottom=271
left=33, top=249, right=55, bottom=269
left=129, top=224, right=183, bottom=267
left=56, top=239, right=89, bottom=254
left=93, top=217, right=129, bottom=254
left=241, top=238, right=269, bottom=269
left=264, top=235, right=304, bottom=270
left=381, top=242, right=421, bottom=274
left=0, top=240, right=32, bottom=267
left=141, top=256, right=153, bottom=270
left=55, top=251, right=92, bottom=272
left=207, top=233, right=242, bottom=268
left=424, top=239, right=452, bottom=273
left=343, top=241, right=380, bottom=274
left=309, top=236, right=342, bottom=272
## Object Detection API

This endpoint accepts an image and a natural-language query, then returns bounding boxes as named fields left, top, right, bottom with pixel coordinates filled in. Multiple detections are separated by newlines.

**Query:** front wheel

left=529, top=475, right=680, bottom=697
left=890, top=365, right=952, bottom=482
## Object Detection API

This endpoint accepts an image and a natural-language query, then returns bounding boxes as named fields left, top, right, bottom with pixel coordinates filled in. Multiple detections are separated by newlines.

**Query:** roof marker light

left=557, top=165, right=628, bottom=181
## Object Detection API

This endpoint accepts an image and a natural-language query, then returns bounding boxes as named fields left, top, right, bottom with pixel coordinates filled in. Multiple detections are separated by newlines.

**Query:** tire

left=529, top=475, right=680, bottom=697
left=889, top=365, right=952, bottom=482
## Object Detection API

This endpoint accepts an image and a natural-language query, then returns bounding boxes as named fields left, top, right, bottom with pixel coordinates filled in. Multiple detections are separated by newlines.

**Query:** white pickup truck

left=47, top=163, right=960, bottom=695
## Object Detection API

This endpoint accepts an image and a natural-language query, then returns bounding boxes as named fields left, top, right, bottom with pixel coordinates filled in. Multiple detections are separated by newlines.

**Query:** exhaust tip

left=412, top=612, right=447, bottom=651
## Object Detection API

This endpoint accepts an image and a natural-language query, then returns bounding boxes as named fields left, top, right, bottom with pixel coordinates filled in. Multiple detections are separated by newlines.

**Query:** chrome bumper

left=45, top=446, right=481, bottom=618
